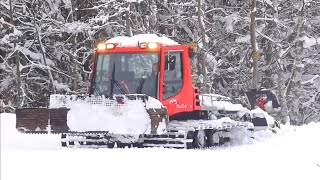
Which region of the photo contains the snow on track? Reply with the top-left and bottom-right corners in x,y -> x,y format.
1,113 -> 320,180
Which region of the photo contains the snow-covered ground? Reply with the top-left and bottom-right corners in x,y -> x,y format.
1,113 -> 320,180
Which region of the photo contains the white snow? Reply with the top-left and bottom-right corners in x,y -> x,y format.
13,28 -> 23,36
200,94 -> 247,111
250,108 -> 276,127
145,96 -> 163,109
156,118 -> 167,134
16,45 -> 55,66
299,36 -> 320,49
264,0 -> 273,6
235,34 -> 251,44
224,13 -> 239,33
49,95 -> 160,133
63,22 -> 88,33
49,94 -> 78,108
61,0 -> 72,9
0,79 -> 11,91
49,95 -> 167,133
302,74 -> 320,85
53,80 -> 71,92
1,113 -> 320,180
106,34 -> 180,47
67,100 -> 150,134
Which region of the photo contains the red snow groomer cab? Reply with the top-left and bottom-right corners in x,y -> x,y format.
87,35 -> 201,119
16,34 -> 280,149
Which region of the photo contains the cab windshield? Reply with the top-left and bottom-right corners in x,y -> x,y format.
92,52 -> 159,98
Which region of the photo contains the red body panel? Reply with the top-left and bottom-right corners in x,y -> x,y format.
88,44 -> 201,117
159,45 -> 201,116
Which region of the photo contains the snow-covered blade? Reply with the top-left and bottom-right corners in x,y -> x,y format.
16,94 -> 168,134
51,95 -> 151,134
50,94 -> 167,134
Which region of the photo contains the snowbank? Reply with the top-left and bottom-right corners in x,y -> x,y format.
0,113 -> 61,151
2,112 -> 320,180
106,34 -> 180,47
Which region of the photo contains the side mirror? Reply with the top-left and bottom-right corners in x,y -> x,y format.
83,60 -> 91,73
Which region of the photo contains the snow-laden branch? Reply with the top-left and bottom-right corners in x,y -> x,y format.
301,75 -> 320,85
255,29 -> 281,47
16,45 -> 54,66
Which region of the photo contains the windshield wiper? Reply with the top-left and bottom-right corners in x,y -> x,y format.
110,62 -> 128,97
136,71 -> 147,94
110,62 -> 116,98
114,80 -> 127,94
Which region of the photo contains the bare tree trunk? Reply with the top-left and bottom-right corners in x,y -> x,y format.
284,1 -> 305,125
289,2 -> 305,125
197,0 -> 209,93
250,0 -> 259,90
273,0 -> 290,124
9,0 -> 22,107
277,53 -> 290,124
148,0 -> 157,33
289,57 -> 303,125
126,4 -> 133,37
70,0 -> 78,91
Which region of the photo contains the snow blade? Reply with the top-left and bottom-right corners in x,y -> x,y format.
15,94 -> 171,149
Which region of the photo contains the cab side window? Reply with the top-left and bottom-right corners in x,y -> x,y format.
164,52 -> 183,99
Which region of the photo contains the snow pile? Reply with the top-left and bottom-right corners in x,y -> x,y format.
145,96 -> 163,109
200,94 -> 248,112
106,34 -> 179,47
50,94 -> 163,134
221,127 -> 256,146
250,108 -> 275,127
156,119 -> 167,134
67,99 -> 151,134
